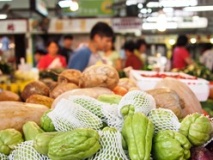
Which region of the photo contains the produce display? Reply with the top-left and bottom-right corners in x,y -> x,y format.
0,64 -> 213,160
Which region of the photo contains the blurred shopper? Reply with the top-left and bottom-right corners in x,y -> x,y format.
135,38 -> 147,68
172,35 -> 193,69
68,22 -> 114,71
124,40 -> 143,70
200,43 -> 213,71
60,35 -> 74,63
37,40 -> 66,70
34,49 -> 46,65
100,38 -> 122,71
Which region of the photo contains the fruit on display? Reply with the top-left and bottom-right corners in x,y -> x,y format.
147,88 -> 184,118
57,69 -> 82,85
21,81 -> 50,101
26,94 -> 54,108
48,128 -> 100,160
40,110 -> 55,132
97,94 -> 122,104
155,77 -> 203,117
79,64 -> 119,89
34,132 -> 59,155
0,129 -> 23,155
152,130 -> 191,160
179,113 -> 213,146
0,101 -> 48,131
122,112 -> 154,160
22,121 -> 44,141
117,78 -> 139,91
50,82 -> 79,98
190,147 -> 213,160
0,91 -> 20,102
112,86 -> 128,96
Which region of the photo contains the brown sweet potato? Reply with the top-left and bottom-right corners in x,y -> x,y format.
0,101 -> 49,131
0,91 -> 20,101
26,94 -> 54,108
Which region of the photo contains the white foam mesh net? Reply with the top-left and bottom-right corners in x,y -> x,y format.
8,141 -> 49,160
89,129 -> 129,160
101,104 -> 123,131
147,108 -> 180,133
118,90 -> 156,117
47,98 -> 103,132
68,95 -> 105,119
0,153 -> 8,160
203,118 -> 213,147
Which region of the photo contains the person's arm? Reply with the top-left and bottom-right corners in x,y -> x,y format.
183,49 -> 194,65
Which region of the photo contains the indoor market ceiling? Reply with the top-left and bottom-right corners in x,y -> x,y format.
0,0 -> 213,34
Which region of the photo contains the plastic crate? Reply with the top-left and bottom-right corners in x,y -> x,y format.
130,70 -> 210,102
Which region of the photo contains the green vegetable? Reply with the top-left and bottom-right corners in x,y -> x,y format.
48,128 -> 100,160
122,112 -> 154,160
0,129 -> 24,155
40,110 -> 55,132
22,121 -> 44,141
152,130 -> 191,160
97,94 -> 122,104
179,113 -> 213,146
120,104 -> 135,118
34,132 -> 59,155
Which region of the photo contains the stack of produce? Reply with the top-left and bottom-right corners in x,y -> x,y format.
0,64 -> 213,160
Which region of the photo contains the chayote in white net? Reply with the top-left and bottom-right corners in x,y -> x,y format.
118,90 -> 156,117
0,153 -> 8,160
68,95 -> 105,119
147,108 -> 180,133
8,141 -> 49,160
68,95 -> 123,131
89,127 -> 129,160
101,104 -> 123,131
47,98 -> 103,132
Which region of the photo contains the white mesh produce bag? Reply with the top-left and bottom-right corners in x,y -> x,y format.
89,128 -> 129,160
68,95 -> 105,119
101,104 -> 123,131
8,141 -> 49,160
68,95 -> 123,131
118,90 -> 156,117
0,153 -> 8,160
48,98 -> 103,131
147,108 -> 180,133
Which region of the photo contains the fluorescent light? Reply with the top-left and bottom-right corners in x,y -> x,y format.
0,14 -> 7,19
184,6 -> 213,12
163,8 -> 174,13
126,0 -> 137,6
137,3 -> 143,9
142,22 -> 177,30
58,0 -> 72,8
147,0 -> 197,8
0,0 -> 12,1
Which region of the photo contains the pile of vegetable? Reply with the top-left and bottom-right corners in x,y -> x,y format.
0,64 -> 213,160
0,89 -> 212,160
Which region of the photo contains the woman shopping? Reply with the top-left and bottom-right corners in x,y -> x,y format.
37,40 -> 67,70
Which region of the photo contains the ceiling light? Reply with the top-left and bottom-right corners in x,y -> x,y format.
0,0 -> 12,1
169,39 -> 176,45
137,3 -> 143,9
126,0 -> 137,6
58,0 -> 72,8
163,8 -> 174,13
147,2 -> 160,8
190,38 -> 197,44
0,14 -> 7,19
183,6 -> 213,12
210,38 -> 213,44
147,0 -> 197,8
70,1 -> 79,11
157,13 -> 167,32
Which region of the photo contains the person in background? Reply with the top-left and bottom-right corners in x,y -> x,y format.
34,49 -> 46,66
100,37 -> 122,71
124,40 -> 143,70
37,40 -> 66,70
60,35 -> 74,63
68,22 -> 114,71
172,35 -> 193,69
200,43 -> 213,71
135,38 -> 147,68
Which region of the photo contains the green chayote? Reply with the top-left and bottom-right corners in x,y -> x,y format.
40,110 -> 55,132
0,129 -> 24,155
48,128 -> 100,160
152,130 -> 191,160
179,113 -> 213,146
97,94 -> 122,104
